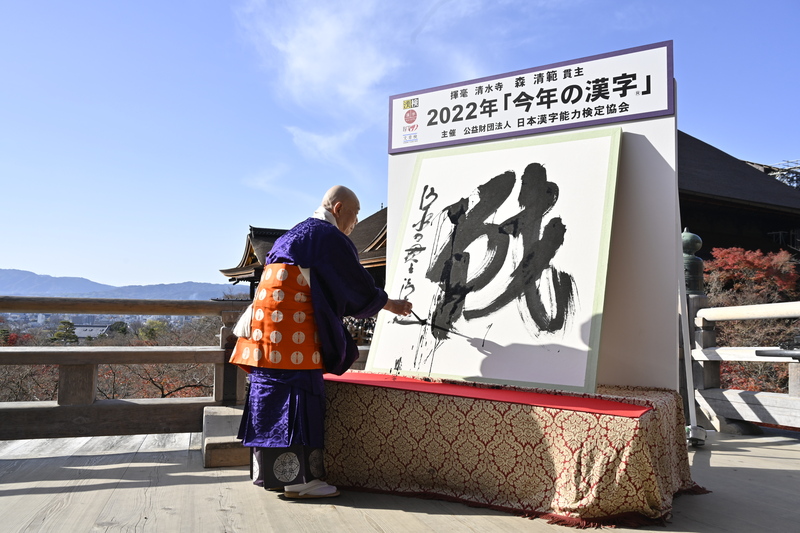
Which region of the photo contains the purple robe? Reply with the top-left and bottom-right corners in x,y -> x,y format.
239,217 -> 388,451
238,368 -> 325,448
266,217 -> 388,375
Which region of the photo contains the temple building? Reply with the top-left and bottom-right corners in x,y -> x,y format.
678,131 -> 800,255
220,209 -> 388,298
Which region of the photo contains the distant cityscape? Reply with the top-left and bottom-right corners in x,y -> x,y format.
1,311 -> 204,342
0,268 -> 249,342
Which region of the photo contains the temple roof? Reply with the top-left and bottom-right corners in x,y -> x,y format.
220,211 -> 388,283
678,131 -> 800,214
219,226 -> 286,282
347,207 -> 387,268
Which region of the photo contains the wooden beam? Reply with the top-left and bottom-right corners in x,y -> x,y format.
0,295 -> 248,316
692,346 -> 790,363
697,388 -> 800,428
0,346 -> 227,365
0,398 -> 216,439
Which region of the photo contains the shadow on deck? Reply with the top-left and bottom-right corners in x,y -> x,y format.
0,429 -> 799,532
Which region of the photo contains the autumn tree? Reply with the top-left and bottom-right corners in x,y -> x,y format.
0,364 -> 59,401
0,315 -> 221,401
1,329 -> 33,347
704,247 -> 798,392
90,316 -> 219,399
0,317 -> 58,401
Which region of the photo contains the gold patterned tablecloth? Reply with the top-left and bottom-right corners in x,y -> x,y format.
324,376 -> 700,526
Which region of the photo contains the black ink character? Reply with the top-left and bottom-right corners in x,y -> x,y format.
426,163 -> 576,340
425,170 -> 516,340
403,185 -> 439,274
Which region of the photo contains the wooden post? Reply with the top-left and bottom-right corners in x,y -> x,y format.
687,294 -> 713,388
694,313 -> 721,389
217,311 -> 243,405
681,230 -> 715,423
681,230 -> 720,389
789,363 -> 800,397
58,364 -> 97,405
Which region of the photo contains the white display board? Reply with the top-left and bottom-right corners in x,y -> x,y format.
373,42 -> 679,392
368,128 -> 620,391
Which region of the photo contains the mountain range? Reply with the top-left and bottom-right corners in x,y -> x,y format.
0,269 -> 248,300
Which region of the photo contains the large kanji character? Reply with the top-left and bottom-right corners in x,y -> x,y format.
464,163 -> 575,333
425,171 -> 516,340
425,163 -> 575,339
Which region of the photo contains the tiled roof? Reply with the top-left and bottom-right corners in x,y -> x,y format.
220,211 -> 389,282
678,131 -> 800,214
219,226 -> 286,281
347,207 -> 387,267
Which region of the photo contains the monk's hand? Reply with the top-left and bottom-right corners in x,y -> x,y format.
384,299 -> 413,316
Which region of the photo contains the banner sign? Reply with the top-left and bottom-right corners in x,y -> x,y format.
388,41 -> 673,154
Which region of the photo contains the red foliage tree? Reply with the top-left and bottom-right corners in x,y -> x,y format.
703,247 -> 797,392
704,247 -> 798,304
1,332 -> 34,346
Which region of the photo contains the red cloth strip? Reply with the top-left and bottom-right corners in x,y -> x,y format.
325,372 -> 651,418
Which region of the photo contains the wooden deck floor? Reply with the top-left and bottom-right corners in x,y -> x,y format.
1,429 -> 799,532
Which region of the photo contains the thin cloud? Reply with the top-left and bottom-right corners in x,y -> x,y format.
233,0 -> 592,177
236,0 -> 401,118
242,163 -> 289,191
285,126 -> 369,183
235,0 -> 587,113
242,163 -> 317,204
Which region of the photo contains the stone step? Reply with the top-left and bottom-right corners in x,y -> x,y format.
200,356 -> 371,468
202,405 -> 248,468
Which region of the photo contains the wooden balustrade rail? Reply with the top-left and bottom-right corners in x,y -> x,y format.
687,295 -> 800,430
0,295 -> 247,315
695,301 -> 800,324
0,345 -> 226,365
0,296 -> 249,440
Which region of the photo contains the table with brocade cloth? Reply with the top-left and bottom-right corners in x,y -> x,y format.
323,372 -> 705,528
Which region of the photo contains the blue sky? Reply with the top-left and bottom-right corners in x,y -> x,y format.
2,0 -> 798,286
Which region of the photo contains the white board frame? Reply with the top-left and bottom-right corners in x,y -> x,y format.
369,127 -> 621,392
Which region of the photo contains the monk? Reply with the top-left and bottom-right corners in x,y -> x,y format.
230,185 -> 412,498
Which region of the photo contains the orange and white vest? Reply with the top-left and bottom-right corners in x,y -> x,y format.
229,264 -> 323,372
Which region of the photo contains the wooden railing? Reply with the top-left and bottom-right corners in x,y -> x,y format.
0,296 -> 249,440
690,297 -> 800,430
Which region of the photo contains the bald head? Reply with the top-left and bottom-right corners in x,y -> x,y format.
322,185 -> 358,210
322,185 -> 360,235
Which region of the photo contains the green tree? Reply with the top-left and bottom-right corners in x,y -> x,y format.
107,321 -> 129,336
50,320 -> 79,345
138,319 -> 170,342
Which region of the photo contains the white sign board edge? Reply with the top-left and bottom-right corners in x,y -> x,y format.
594,116 -> 679,390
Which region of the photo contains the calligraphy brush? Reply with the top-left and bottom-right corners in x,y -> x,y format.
408,309 -> 470,339
409,309 -> 428,325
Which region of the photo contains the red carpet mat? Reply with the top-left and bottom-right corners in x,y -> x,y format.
325,372 -> 651,418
